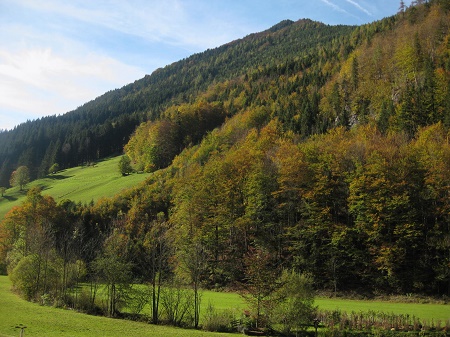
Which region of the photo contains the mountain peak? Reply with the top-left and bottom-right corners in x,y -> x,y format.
268,19 -> 295,32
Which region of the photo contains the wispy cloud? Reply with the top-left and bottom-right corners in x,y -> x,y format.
0,47 -> 143,124
319,0 -> 351,15
0,0 -> 254,129
13,0 -> 247,52
344,0 -> 373,16
319,0 -> 363,22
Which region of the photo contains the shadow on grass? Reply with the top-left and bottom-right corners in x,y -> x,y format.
2,195 -> 18,201
48,174 -> 72,180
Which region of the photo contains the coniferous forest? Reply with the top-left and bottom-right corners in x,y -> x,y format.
1,0 -> 450,330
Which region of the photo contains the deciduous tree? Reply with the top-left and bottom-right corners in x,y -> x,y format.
92,225 -> 133,317
272,270 -> 316,335
118,155 -> 133,176
241,246 -> 280,329
10,166 -> 30,191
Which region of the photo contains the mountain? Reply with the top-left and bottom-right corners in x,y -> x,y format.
1,0 -> 450,296
0,18 -> 358,186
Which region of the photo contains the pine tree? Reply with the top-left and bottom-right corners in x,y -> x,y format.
399,0 -> 406,13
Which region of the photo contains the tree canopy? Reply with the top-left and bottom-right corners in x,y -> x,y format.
9,166 -> 30,191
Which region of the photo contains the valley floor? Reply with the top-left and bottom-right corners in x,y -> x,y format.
0,275 -> 448,337
0,276 -> 228,337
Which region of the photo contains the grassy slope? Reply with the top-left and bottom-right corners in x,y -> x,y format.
0,156 -> 151,220
0,276 -> 229,337
71,286 -> 450,324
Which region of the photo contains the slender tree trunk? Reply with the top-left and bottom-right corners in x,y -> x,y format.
35,257 -> 42,299
194,279 -> 199,328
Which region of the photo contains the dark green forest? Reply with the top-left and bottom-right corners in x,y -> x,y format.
0,18 -> 357,186
1,0 -> 450,324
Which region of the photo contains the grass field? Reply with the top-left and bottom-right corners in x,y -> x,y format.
0,156 -> 151,220
202,291 -> 449,322
82,285 -> 450,324
315,297 -> 450,323
0,276 -> 229,337
1,276 -> 449,337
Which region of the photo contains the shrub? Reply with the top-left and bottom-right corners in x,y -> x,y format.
10,254 -> 42,300
272,270 -> 316,334
160,284 -> 194,327
127,286 -> 150,315
202,303 -> 237,332
71,288 -> 102,315
317,309 -> 450,335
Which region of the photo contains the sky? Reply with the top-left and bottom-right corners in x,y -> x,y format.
0,0 -> 413,131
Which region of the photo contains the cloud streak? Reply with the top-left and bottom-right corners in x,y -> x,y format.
14,0 -> 247,52
319,0 -> 351,15
344,0 -> 373,16
319,0 -> 373,21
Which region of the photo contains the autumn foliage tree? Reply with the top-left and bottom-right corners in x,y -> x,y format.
1,188 -> 80,300
10,166 -> 30,191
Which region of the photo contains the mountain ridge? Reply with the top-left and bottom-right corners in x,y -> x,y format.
0,16 -> 358,186
0,1 -> 448,187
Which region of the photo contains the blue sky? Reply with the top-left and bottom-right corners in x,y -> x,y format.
0,0 -> 412,130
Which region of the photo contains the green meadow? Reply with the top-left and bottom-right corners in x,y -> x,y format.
0,276 -> 450,337
79,285 -> 450,323
314,297 -> 450,323
201,291 -> 450,323
0,276 -> 228,337
0,156 -> 151,220
0,276 -> 449,337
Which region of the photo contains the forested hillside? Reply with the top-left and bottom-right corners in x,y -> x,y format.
1,0 -> 450,320
0,18 -> 357,187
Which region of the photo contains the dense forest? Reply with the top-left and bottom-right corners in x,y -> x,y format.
1,0 -> 450,328
0,18 -> 357,186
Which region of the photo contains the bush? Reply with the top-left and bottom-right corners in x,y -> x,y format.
71,288 -> 102,315
316,309 -> 450,336
160,284 -> 194,327
127,286 -> 150,315
272,270 -> 316,334
202,303 -> 238,332
0,262 -> 7,275
10,255 -> 41,300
